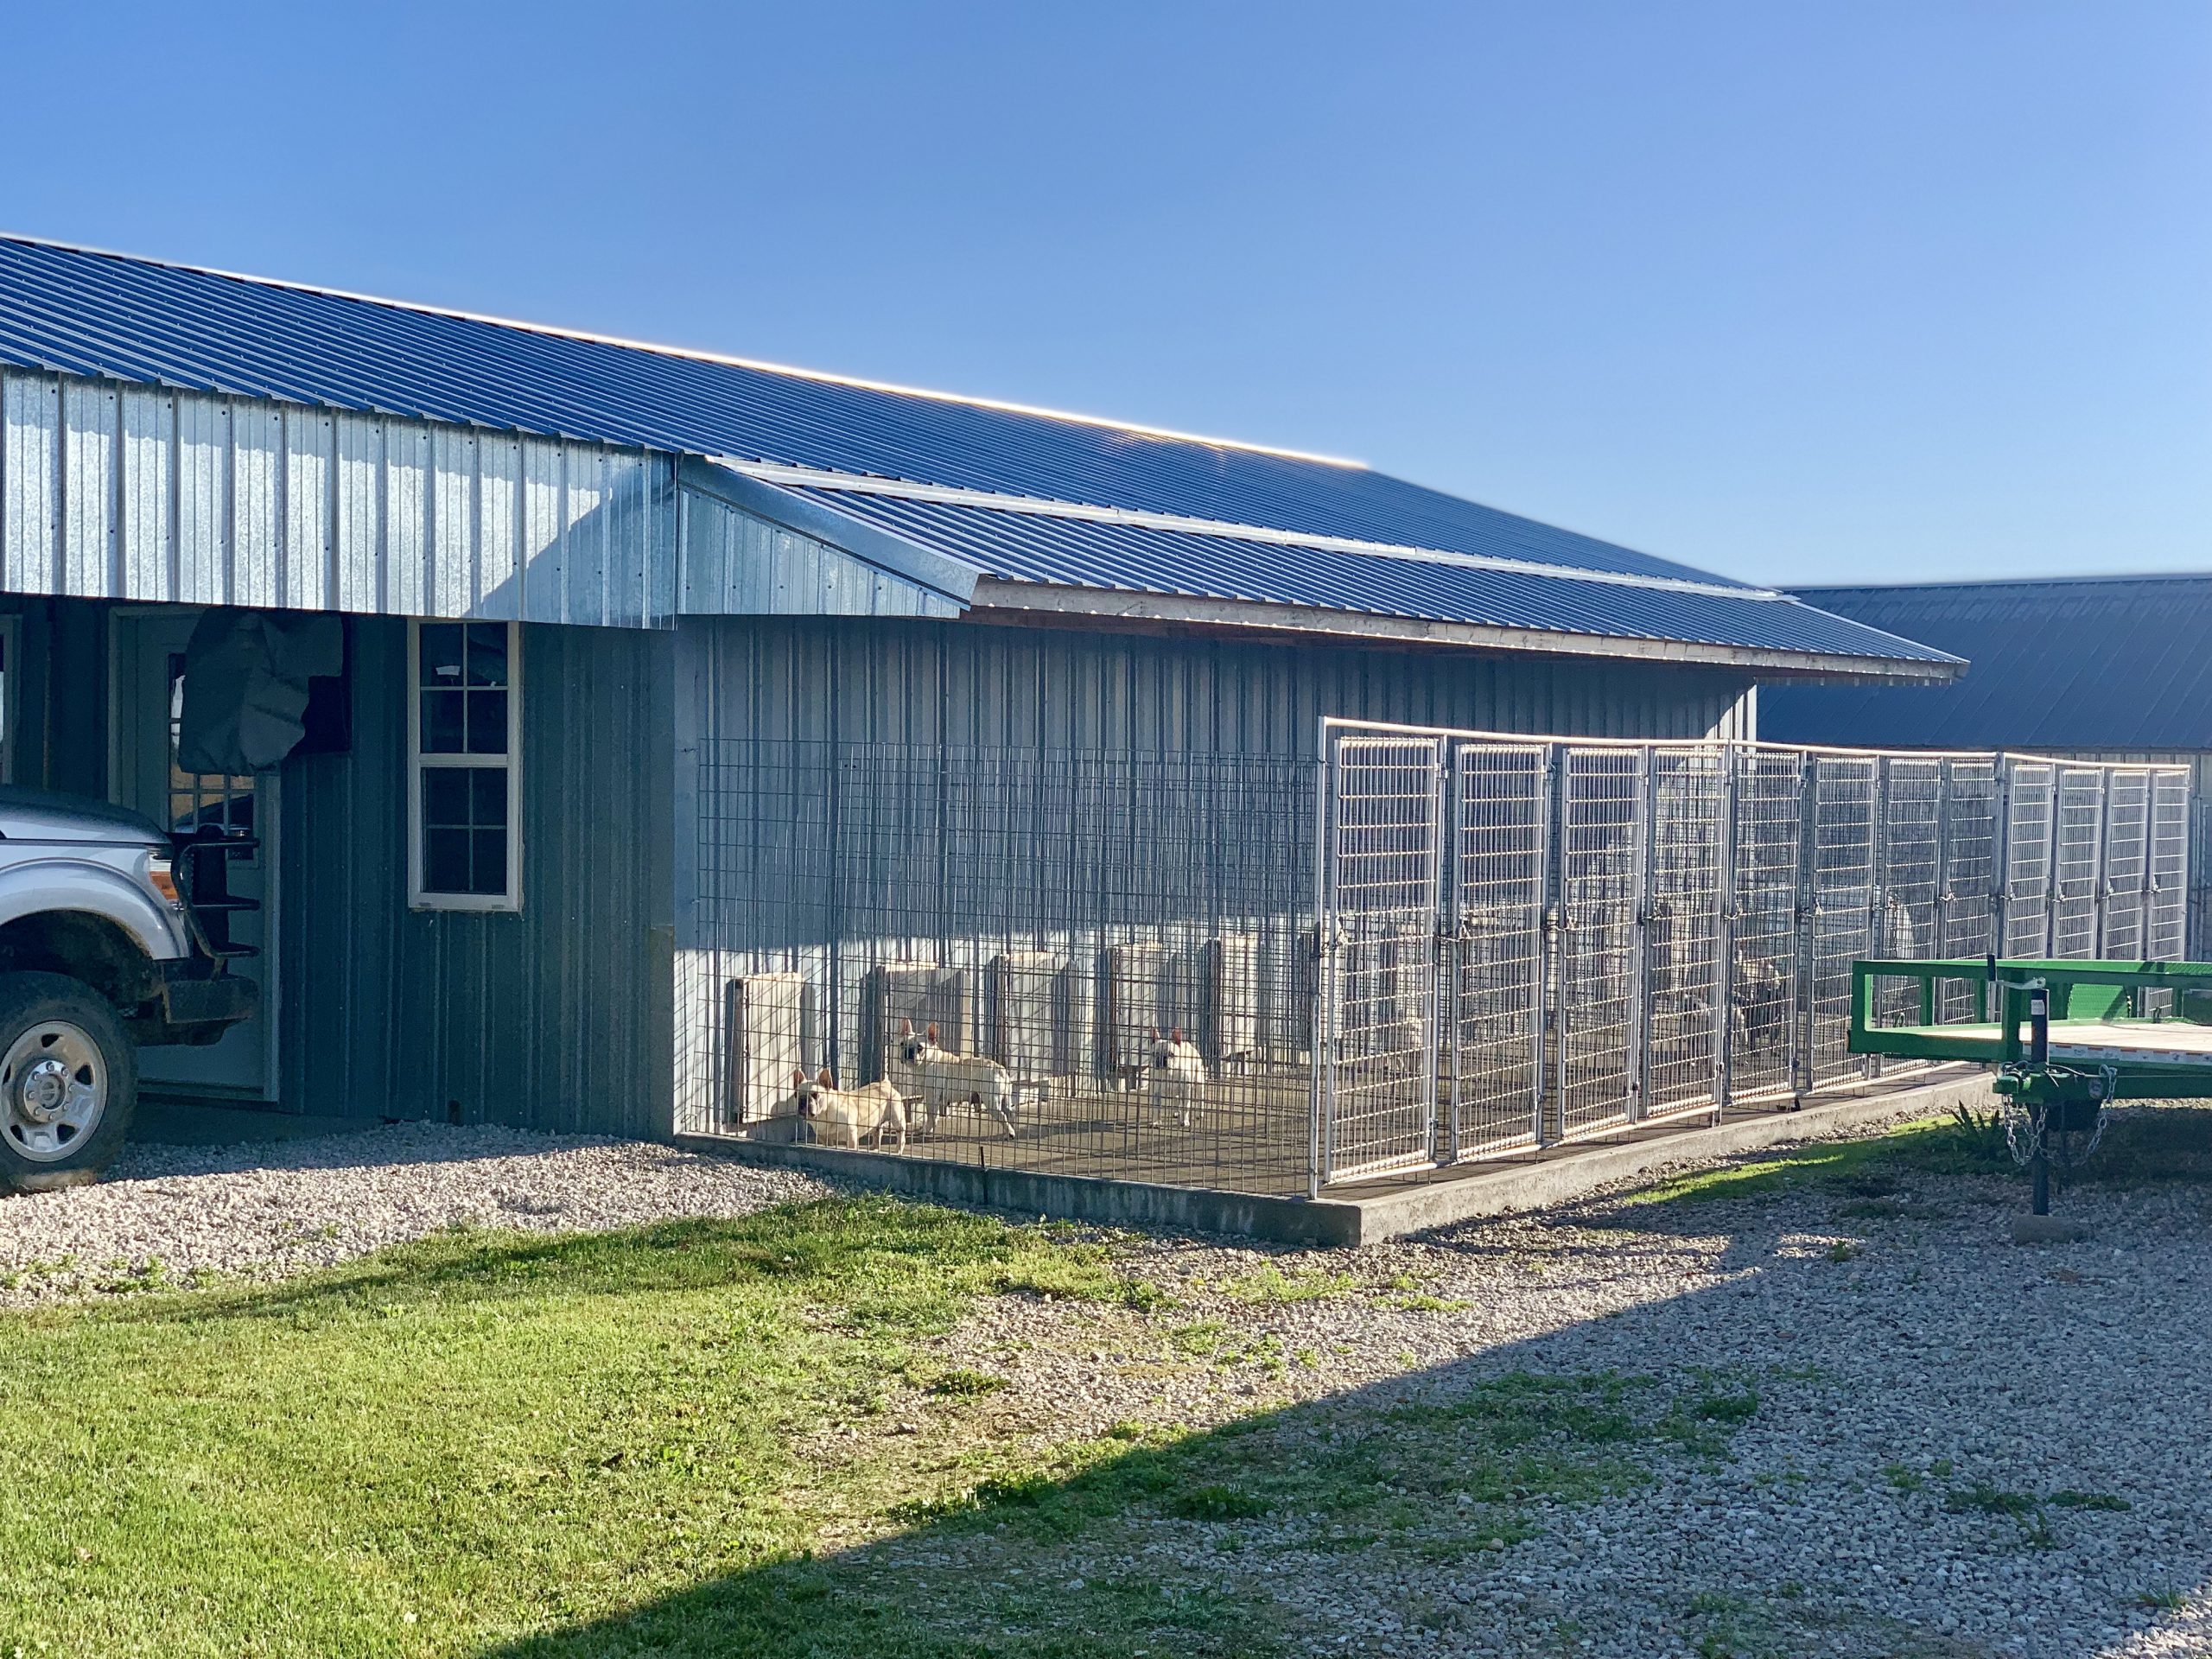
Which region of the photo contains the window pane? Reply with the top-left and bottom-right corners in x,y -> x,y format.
423,827 -> 470,893
423,767 -> 471,827
465,623 -> 508,688
470,766 -> 508,824
421,690 -> 466,754
419,624 -> 465,688
465,690 -> 508,756
470,830 -> 507,894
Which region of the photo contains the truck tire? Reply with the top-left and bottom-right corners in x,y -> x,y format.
0,972 -> 137,1195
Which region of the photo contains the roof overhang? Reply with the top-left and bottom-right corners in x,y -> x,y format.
964,579 -> 1967,682
680,458 -> 982,607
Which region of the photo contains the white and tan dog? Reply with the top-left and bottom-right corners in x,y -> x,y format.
788,1067 -> 908,1150
1147,1027 -> 1206,1128
896,1020 -> 1017,1139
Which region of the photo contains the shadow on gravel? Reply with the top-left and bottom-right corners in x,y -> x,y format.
461,1110 -> 2212,1659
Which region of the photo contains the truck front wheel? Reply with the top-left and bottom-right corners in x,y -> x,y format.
0,972 -> 137,1195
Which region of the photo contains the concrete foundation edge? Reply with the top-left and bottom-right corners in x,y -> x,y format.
674,1071 -> 1995,1248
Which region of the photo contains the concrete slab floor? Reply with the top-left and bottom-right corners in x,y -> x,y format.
679,1066 -> 1998,1247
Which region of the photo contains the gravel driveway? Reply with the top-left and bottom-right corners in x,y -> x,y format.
885,1143 -> 2212,1658
3,1116 -> 2206,1656
0,1122 -> 830,1300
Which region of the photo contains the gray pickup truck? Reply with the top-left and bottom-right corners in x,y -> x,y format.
0,788 -> 257,1193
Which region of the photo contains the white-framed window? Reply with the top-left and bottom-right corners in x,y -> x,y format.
408,620 -> 522,912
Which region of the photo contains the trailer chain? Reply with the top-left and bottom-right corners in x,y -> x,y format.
1998,1062 -> 2117,1171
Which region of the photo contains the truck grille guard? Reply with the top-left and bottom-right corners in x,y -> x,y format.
171,825 -> 260,962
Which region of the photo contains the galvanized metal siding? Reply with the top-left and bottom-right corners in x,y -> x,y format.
0,367 -> 678,626
677,486 -> 961,619
675,615 -> 1754,760
278,618 -> 674,1133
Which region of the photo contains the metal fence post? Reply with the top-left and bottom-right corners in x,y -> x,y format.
1790,752 -> 1819,1104
1540,742 -> 1567,1147
1628,745 -> 1657,1122
2041,770 -> 2063,959
1932,758 -> 1955,963
1308,724 -> 1332,1198
1713,743 -> 1741,1118
2095,771 -> 2125,959
1866,755 -> 1891,1078
1431,746 -> 1454,1168
1990,757 -> 2014,1011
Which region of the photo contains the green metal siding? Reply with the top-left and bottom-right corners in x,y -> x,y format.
276,618 -> 674,1133
675,615 -> 1756,754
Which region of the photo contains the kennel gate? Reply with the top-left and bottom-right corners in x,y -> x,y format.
1314,722 -> 2193,1187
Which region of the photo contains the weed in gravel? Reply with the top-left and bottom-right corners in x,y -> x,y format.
1389,1293 -> 1471,1313
2137,1589 -> 2188,1611
1688,1591 -> 1749,1616
1167,1484 -> 1270,1521
1171,1319 -> 1230,1356
1223,1264 -> 1357,1305
1691,1389 -> 1760,1425
1836,1198 -> 1908,1219
927,1368 -> 1007,1398
2048,1489 -> 2132,1511
992,1251 -> 1166,1310
1823,1241 -> 1860,1262
1944,1483 -> 2039,1517
1883,1463 -> 1925,1492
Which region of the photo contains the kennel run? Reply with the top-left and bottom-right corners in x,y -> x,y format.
672,720 -> 2188,1198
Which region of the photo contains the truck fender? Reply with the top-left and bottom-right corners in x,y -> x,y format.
0,858 -> 188,960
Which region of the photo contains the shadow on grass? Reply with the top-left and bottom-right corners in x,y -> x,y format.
461,1109 -> 2212,1658
12,1109 -> 2209,1659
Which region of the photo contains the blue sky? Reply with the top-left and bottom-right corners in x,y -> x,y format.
6,1 -> 2206,586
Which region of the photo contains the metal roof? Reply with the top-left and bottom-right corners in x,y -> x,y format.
764,480 -> 1958,668
1761,575 -> 2212,749
0,233 -> 1956,671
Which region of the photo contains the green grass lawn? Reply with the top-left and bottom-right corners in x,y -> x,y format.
0,1195 -> 1759,1659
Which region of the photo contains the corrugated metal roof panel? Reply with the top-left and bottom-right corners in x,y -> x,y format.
1761,575 -> 2212,749
0,237 -> 1739,588
772,485 -> 1963,665
0,236 -> 1960,669
0,238 -> 1786,588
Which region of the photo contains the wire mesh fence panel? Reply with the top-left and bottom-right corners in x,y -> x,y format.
679,723 -> 2190,1202
2097,769 -> 2152,961
2001,760 -> 2056,958
1936,758 -> 1999,1020
2151,766 -> 2190,962
1727,747 -> 1803,1103
679,740 -> 1317,1195
1867,757 -> 1944,1035
1808,755 -> 1877,1084
2051,766 -> 2107,960
1641,747 -> 1726,1122
1320,734 -> 1443,1182
1446,742 -> 1548,1160
1557,747 -> 1644,1141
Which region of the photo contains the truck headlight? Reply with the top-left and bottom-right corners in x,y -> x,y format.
147,855 -> 181,906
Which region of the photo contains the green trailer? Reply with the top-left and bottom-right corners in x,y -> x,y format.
1850,956 -> 2212,1213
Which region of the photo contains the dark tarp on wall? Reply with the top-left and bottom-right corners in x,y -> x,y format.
177,610 -> 345,776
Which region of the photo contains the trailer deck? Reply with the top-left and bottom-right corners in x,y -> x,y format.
1852,956 -> 2212,1211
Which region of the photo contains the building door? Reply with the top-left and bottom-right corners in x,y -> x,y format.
111,609 -> 276,1099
